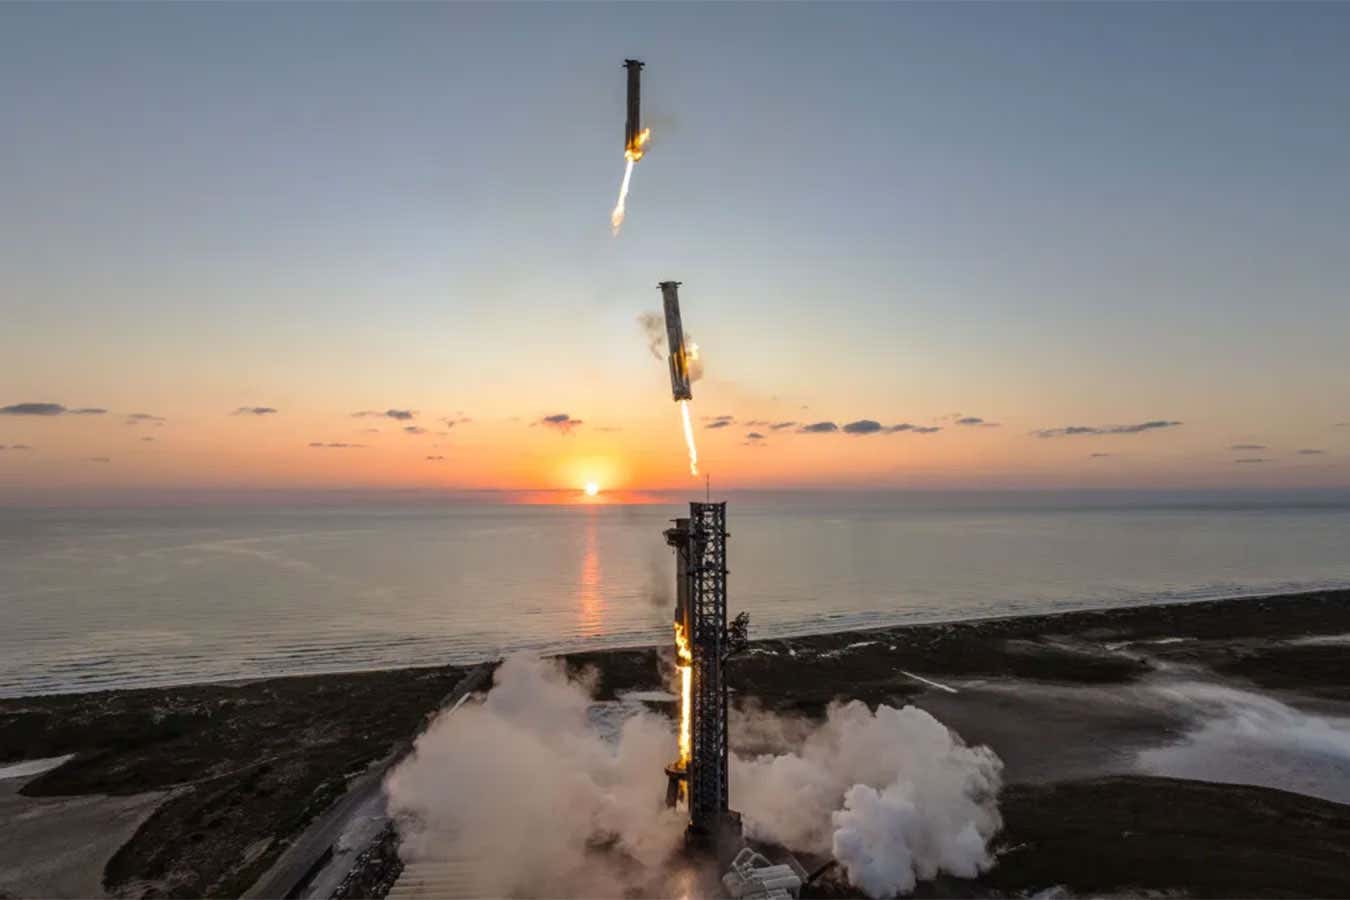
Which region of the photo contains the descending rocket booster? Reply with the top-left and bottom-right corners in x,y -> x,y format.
660,281 -> 693,402
623,59 -> 646,160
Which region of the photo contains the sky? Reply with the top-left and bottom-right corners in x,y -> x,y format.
3,2 -> 1349,502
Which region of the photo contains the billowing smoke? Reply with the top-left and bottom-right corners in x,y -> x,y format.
732,700 -> 1003,898
637,312 -> 704,382
1136,681 -> 1350,805
385,654 -> 686,897
387,657 -> 1002,899
638,312 -> 664,360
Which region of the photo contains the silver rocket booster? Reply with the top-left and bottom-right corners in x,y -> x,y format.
666,516 -> 693,645
623,59 -> 644,157
659,281 -> 693,402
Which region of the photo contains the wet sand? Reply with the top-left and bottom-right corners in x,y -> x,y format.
2,589 -> 1349,898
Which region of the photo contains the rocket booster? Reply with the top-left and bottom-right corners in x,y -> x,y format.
659,281 -> 693,402
665,516 -> 694,664
623,59 -> 645,158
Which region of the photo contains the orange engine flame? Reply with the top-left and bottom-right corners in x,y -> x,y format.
679,400 -> 698,477
611,130 -> 651,236
674,622 -> 692,767
625,127 -> 651,162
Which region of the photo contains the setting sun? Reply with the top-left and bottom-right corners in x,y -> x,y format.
584,481 -> 600,497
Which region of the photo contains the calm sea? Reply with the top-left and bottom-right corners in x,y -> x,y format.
3,491 -> 1349,697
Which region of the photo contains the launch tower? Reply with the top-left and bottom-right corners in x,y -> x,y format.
665,501 -> 748,850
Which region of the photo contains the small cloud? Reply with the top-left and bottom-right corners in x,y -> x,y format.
799,421 -> 839,434
441,416 -> 471,428
233,406 -> 277,416
888,423 -> 940,434
745,432 -> 766,441
769,421 -> 797,431
69,408 -> 107,415
141,436 -> 155,443
842,420 -> 883,435
536,413 -> 583,434
1297,449 -> 1325,455
744,420 -> 770,427
1,402 -> 66,416
308,442 -> 366,449
1230,444 -> 1266,451
353,409 -> 415,421
1032,420 -> 1182,438
125,413 -> 166,426
1234,458 -> 1270,464
403,426 -> 428,435
705,415 -> 735,430
1088,452 -> 1113,458
426,455 -> 446,461
86,456 -> 111,463
955,416 -> 999,427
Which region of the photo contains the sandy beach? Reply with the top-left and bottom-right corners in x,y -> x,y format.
3,589 -> 1349,898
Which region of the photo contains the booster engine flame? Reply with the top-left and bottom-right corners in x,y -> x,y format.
610,129 -> 650,236
626,127 -> 651,163
679,399 -> 699,476
674,622 -> 692,767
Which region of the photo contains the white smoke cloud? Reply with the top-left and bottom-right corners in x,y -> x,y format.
732,700 -> 1003,898
1136,681 -> 1350,805
385,654 -> 686,897
387,658 -> 1002,899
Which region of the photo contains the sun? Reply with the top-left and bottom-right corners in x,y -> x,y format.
584,481 -> 600,497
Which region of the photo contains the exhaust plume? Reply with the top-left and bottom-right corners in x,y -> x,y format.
732,700 -> 1003,898
1136,681 -> 1350,805
386,654 -> 685,897
680,399 -> 699,476
610,129 -> 650,236
387,657 -> 1000,899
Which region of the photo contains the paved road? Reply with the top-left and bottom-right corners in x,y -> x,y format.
244,664 -> 493,900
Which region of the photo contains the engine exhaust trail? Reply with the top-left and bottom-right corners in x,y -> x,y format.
611,157 -> 635,236
610,130 -> 649,236
680,399 -> 699,476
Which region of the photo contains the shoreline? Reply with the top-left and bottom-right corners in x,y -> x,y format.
3,587 -> 1349,898
9,584 -> 1350,702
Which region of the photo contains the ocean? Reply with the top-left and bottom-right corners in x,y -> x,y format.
3,490 -> 1349,697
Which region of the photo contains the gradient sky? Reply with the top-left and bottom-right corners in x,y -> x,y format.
3,2 -> 1349,501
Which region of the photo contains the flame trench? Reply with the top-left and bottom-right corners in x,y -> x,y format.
610,129 -> 650,236
679,399 -> 699,476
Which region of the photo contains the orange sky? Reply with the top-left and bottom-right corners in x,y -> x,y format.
4,4 -> 1350,502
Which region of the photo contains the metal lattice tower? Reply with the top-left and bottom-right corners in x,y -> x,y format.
686,501 -> 730,837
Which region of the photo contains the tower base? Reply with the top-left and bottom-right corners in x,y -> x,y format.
686,809 -> 745,867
